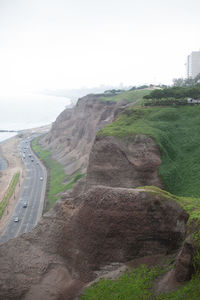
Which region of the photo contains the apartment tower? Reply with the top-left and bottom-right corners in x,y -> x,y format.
187,50 -> 200,78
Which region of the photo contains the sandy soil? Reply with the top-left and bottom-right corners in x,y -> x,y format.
0,136 -> 26,235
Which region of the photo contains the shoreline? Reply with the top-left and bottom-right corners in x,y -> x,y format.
0,133 -> 18,146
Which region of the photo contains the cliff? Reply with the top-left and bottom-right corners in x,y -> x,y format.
0,94 -> 198,299
40,94 -> 130,175
0,187 -> 188,300
0,131 -> 189,299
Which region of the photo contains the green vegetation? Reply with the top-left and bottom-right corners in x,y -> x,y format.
144,85 -> 200,100
140,186 -> 200,222
143,85 -> 200,106
139,187 -> 200,298
156,274 -> 200,299
94,102 -> 200,299
0,172 -> 19,219
32,138 -> 84,210
99,89 -> 151,103
143,97 -> 188,106
81,261 -> 200,299
173,73 -> 200,87
80,185 -> 200,299
98,105 -> 200,198
81,265 -> 163,300
81,264 -> 200,299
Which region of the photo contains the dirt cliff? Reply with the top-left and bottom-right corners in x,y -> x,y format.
86,134 -> 162,190
0,186 -> 188,300
40,94 -> 130,174
0,96 -> 191,299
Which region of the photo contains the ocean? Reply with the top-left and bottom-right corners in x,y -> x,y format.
0,132 -> 17,144
0,92 -> 71,143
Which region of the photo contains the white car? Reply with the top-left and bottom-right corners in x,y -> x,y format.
40,177 -> 43,181
14,217 -> 19,222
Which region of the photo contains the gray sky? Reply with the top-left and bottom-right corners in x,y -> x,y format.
0,0 -> 200,96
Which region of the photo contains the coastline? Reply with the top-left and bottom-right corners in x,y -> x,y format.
0,132 -> 17,146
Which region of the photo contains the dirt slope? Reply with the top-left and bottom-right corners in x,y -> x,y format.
86,134 -> 162,190
40,94 -> 130,174
0,186 -> 188,300
0,95 -> 191,299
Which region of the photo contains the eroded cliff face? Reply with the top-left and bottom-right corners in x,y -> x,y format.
0,97 -> 191,299
0,186 -> 188,300
86,134 -> 162,190
40,94 -> 129,174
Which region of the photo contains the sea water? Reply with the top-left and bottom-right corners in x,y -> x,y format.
0,92 -> 71,143
0,132 -> 17,144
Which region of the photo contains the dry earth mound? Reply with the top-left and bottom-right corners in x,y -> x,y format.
0,186 -> 188,300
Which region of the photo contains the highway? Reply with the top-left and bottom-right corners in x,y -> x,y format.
0,136 -> 46,244
0,156 -> 8,171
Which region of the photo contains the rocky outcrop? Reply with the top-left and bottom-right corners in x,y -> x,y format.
40,94 -> 130,174
154,237 -> 195,295
65,133 -> 163,199
0,94 -> 192,299
86,134 -> 162,190
0,186 -> 188,299
174,236 -> 194,282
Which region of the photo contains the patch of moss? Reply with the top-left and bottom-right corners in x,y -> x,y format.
140,186 -> 200,223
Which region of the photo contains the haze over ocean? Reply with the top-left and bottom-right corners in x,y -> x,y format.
0,92 -> 70,143
0,93 -> 70,130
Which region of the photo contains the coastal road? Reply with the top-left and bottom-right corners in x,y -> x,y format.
0,136 -> 46,244
0,156 -> 8,171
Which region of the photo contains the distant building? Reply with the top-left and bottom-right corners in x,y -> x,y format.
187,98 -> 200,104
187,51 -> 200,78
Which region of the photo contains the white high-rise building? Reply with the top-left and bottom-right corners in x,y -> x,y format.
187,51 -> 200,78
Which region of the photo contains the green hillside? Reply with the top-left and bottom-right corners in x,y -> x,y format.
99,89 -> 151,103
98,105 -> 200,198
83,103 -> 200,299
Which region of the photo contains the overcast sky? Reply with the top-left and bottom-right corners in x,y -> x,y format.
0,0 -> 200,96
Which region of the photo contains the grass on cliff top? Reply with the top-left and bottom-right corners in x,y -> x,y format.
140,186 -> 200,223
83,104 -> 200,299
99,89 -> 151,103
31,137 -> 84,211
98,105 -> 200,198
